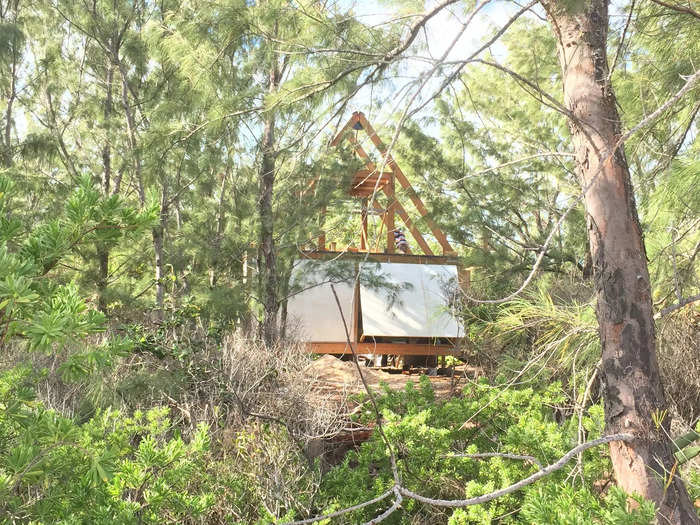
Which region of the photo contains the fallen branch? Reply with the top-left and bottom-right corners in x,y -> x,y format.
399,434 -> 632,508
282,434 -> 632,523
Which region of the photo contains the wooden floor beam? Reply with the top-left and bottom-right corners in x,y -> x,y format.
309,342 -> 460,356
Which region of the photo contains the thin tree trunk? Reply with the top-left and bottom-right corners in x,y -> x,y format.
1,53 -> 16,167
259,64 -> 281,347
543,1 -> 697,522
209,170 -> 228,287
97,60 -> 114,312
153,186 -> 168,319
118,62 -> 145,206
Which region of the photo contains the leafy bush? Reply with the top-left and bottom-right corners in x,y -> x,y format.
314,377 -> 656,524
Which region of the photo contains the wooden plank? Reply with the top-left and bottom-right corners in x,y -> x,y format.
360,199 -> 368,251
356,113 -> 455,255
386,193 -> 434,256
351,277 -> 360,343
353,169 -> 392,181
385,177 -> 395,253
309,342 -> 460,356
457,266 -> 471,293
299,249 -> 459,266
330,112 -> 361,146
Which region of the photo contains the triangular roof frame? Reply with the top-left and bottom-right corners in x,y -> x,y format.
331,111 -> 455,256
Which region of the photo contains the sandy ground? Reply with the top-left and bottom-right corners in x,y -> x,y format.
306,354 -> 477,400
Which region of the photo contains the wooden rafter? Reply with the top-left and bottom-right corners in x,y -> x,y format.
356,113 -> 456,255
332,111 -> 454,256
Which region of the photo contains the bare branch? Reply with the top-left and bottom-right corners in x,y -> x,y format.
607,0 -> 637,83
647,0 -> 700,19
654,293 -> 700,319
407,0 -> 539,119
443,451 -> 544,469
398,434 -> 633,507
283,488 -> 394,525
286,434 -> 633,523
618,69 -> 700,147
329,284 -> 402,483
383,0 -> 462,64
364,487 -> 403,525
453,152 -> 575,182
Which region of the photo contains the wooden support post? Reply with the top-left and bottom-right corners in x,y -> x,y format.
386,177 -> 395,253
318,206 -> 326,250
351,274 -> 360,343
360,198 -> 368,251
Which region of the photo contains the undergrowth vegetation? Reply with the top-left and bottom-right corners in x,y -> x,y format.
316,378 -> 659,524
0,175 -> 697,523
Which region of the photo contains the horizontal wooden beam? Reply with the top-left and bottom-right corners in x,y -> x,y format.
309,342 -> 461,356
300,249 -> 460,265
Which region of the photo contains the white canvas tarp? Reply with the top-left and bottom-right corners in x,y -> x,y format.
360,262 -> 461,338
285,259 -> 355,342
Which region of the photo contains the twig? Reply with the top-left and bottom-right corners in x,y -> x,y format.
607,0 -> 636,84
282,488 -> 395,525
442,452 -> 543,469
647,0 -> 700,19
330,284 -> 402,484
654,293 -> 700,319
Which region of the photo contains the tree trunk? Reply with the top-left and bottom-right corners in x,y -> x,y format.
97,60 -> 114,312
209,170 -> 228,287
259,64 -> 281,347
153,186 -> 168,319
543,1 -> 698,522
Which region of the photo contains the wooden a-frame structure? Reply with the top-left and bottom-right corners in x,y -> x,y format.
295,111 -> 469,357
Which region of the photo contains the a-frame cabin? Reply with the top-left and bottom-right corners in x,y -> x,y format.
287,112 -> 469,358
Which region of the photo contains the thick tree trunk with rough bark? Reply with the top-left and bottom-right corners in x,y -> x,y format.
542,1 -> 697,522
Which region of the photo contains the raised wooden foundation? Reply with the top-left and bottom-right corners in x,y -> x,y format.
310,342 -> 460,356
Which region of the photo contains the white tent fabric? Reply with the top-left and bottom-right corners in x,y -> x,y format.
285,260 -> 355,342
360,263 -> 461,338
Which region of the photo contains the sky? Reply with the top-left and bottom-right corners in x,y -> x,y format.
337,0 -> 528,141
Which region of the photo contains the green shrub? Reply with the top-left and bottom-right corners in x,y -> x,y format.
314,377 -> 656,524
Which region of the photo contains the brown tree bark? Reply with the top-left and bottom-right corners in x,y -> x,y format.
542,1 -> 698,522
258,52 -> 283,347
259,102 -> 278,346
